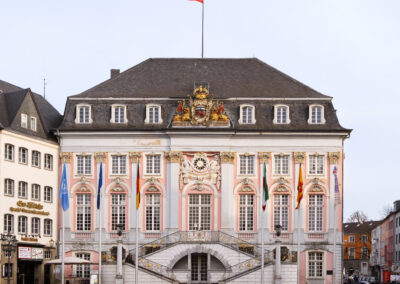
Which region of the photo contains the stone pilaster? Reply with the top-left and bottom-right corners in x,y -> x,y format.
328,152 -> 341,165
165,151 -> 181,232
220,152 -> 236,232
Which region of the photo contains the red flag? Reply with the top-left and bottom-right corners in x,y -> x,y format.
295,164 -> 303,209
189,0 -> 203,3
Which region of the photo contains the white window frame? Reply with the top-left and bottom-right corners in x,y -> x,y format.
44,186 -> 53,202
238,104 -> 256,124
349,247 -> 355,259
238,153 -> 256,176
307,251 -> 325,279
362,234 -> 368,243
4,214 -> 14,233
31,217 -> 40,235
144,153 -> 162,176
272,154 -> 291,177
18,181 -> 28,199
32,150 -> 41,168
238,194 -> 254,232
75,104 -> 92,124
76,194 -> 92,232
274,194 -> 289,232
19,147 -> 28,164
349,235 -> 355,243
32,184 -> 41,201
110,104 -> 128,124
307,153 -> 326,177
188,194 -> 212,231
111,194 -> 126,232
145,194 -> 161,232
145,104 -> 163,124
308,194 -> 324,232
30,116 -> 37,131
110,154 -> 128,176
44,219 -> 52,236
21,113 -> 28,128
44,154 -> 53,170
75,154 -> 93,176
18,216 -> 27,234
273,105 -> 290,124
75,253 -> 91,278
4,179 -> 14,196
308,104 -> 326,124
4,144 -> 14,161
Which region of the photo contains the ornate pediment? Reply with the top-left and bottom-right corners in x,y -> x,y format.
172,85 -> 230,127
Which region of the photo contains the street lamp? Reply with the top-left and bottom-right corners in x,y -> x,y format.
1,231 -> 17,284
274,224 -> 282,284
116,224 -> 124,284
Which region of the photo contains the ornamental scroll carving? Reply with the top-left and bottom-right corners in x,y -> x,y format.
220,152 -> 235,164
165,151 -> 181,163
258,152 -> 271,164
95,152 -> 106,163
129,152 -> 142,163
60,152 -> 72,164
180,153 -> 221,190
294,152 -> 306,164
328,152 -> 341,164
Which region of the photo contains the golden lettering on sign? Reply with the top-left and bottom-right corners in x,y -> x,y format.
17,201 -> 43,209
21,237 -> 38,242
10,201 -> 50,216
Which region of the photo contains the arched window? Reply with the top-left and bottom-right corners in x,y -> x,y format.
239,194 -> 254,231
145,194 -> 161,231
274,194 -> 289,231
4,144 -> 14,161
239,105 -> 256,124
274,105 -> 290,124
308,105 -> 325,124
188,194 -> 211,231
76,194 -> 91,231
111,194 -> 126,231
308,194 -> 324,232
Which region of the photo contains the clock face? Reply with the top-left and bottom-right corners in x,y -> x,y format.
193,157 -> 208,171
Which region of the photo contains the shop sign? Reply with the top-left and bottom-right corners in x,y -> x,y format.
10,201 -> 50,216
18,247 -> 31,259
31,248 -> 43,260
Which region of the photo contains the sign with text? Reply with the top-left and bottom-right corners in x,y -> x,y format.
18,247 -> 31,259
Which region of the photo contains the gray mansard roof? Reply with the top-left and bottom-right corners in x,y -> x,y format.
59,58 -> 350,133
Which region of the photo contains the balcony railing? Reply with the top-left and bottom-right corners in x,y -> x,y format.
305,232 -> 328,242
71,232 -> 94,239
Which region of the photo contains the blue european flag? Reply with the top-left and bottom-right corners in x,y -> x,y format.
97,162 -> 103,210
59,163 -> 69,211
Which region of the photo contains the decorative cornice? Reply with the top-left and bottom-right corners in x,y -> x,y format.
294,152 -> 306,164
220,152 -> 235,164
165,151 -> 181,163
129,152 -> 142,163
258,152 -> 271,164
328,152 -> 341,165
95,152 -> 106,163
60,152 -> 72,164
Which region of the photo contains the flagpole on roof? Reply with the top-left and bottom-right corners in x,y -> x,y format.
202,0 -> 205,58
97,162 -> 103,284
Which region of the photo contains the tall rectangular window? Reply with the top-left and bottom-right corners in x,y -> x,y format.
77,155 -> 92,175
149,106 -> 160,124
32,184 -> 40,201
32,151 -> 41,167
308,252 -> 323,277
274,155 -> 289,175
19,148 -> 28,164
111,194 -> 126,231
189,194 -> 211,231
21,114 -> 28,128
114,106 -> 125,123
4,214 -> 14,233
349,247 -> 355,259
308,195 -> 323,232
31,217 -> 40,235
309,155 -> 324,175
78,106 -> 90,123
146,194 -> 161,231
44,219 -> 52,236
112,155 -> 126,175
362,247 -> 369,259
239,155 -> 254,175
239,194 -> 254,231
75,253 -> 90,278
18,181 -> 28,198
44,186 -> 53,202
18,216 -> 27,234
4,144 -> 14,161
241,106 -> 254,124
44,154 -> 53,170
76,194 -> 91,231
30,117 -> 37,131
145,155 -> 161,175
311,106 -> 323,124
276,106 -> 289,124
4,179 -> 14,196
274,195 -> 289,231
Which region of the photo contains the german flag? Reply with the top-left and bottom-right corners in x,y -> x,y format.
295,164 -> 303,209
136,164 -> 140,210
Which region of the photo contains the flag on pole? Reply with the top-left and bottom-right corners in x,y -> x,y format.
97,162 -> 103,210
262,162 -> 269,211
136,164 -> 141,210
188,0 -> 203,3
295,164 -> 303,209
59,163 -> 69,211
333,166 -> 340,205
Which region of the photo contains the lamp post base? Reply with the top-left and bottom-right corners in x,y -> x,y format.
274,275 -> 282,284
116,274 -> 124,284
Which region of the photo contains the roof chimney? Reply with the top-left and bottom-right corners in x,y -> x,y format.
110,69 -> 120,79
394,200 -> 400,212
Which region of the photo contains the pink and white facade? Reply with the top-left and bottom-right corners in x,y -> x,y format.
57,58 -> 350,284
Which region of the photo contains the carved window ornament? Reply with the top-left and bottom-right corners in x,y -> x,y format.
129,152 -> 142,163
111,186 -> 124,193
238,186 -> 254,193
328,152 -> 341,165
310,185 -> 323,192
294,152 -> 305,164
258,152 -> 271,164
220,152 -> 235,164
146,186 -> 160,193
80,177 -> 87,184
60,152 -> 72,164
275,185 -> 289,193
77,186 -> 90,193
114,177 -> 121,184
95,152 -> 106,163
165,151 -> 181,163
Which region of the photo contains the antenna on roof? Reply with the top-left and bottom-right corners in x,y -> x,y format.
43,78 -> 47,100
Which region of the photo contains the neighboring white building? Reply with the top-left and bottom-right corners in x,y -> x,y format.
57,58 -> 351,284
0,81 -> 61,284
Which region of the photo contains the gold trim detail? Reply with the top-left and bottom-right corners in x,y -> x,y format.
294,152 -> 306,164
328,152 -> 341,164
95,152 -> 106,163
60,152 -> 72,164
129,152 -> 142,163
220,152 -> 235,164
258,152 -> 271,164
165,151 -> 181,163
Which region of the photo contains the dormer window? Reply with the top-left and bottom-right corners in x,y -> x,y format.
239,105 -> 256,124
111,105 -> 127,124
145,105 -> 162,124
75,104 -> 92,124
274,105 -> 290,124
308,105 -> 325,124
30,117 -> 37,131
21,114 -> 28,128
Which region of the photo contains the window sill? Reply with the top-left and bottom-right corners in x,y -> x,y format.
18,196 -> 28,199
32,165 -> 41,169
4,194 -> 14,197
18,162 -> 28,166
44,167 -> 53,171
44,200 -> 53,203
5,159 -> 14,162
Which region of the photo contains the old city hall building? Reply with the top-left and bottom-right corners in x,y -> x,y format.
57,58 -> 350,284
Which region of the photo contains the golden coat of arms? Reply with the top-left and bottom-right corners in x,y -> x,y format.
172,86 -> 230,126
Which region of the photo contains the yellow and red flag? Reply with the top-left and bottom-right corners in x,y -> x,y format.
136,164 -> 140,210
295,164 -> 303,209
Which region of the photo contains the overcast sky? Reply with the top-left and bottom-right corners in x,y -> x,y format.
1,0 -> 399,220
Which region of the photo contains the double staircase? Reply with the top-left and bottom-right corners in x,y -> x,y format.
125,231 -> 272,283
